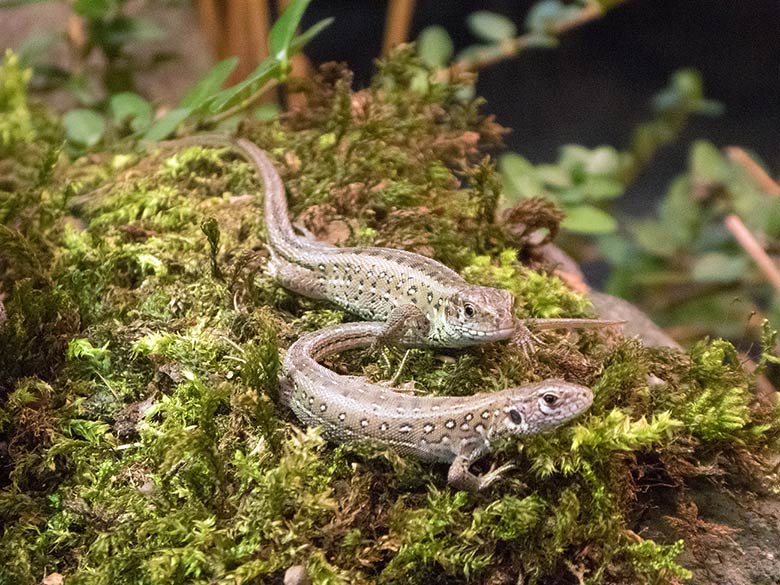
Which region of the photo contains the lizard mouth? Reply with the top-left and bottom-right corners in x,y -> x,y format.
460,326 -> 517,339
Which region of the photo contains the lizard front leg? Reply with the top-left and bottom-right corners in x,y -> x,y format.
373,303 -> 430,348
446,440 -> 514,492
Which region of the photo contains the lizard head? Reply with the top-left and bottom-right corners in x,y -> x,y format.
442,286 -> 517,346
493,380 -> 593,438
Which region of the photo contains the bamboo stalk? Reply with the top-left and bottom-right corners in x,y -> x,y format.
225,0 -> 251,82
195,0 -> 223,57
247,0 -> 271,63
724,214 -> 780,293
383,0 -> 417,55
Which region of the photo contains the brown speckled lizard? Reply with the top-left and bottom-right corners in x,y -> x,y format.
281,321 -> 593,491
224,137 -> 618,350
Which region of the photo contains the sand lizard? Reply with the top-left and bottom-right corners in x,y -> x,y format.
281,321 -> 593,491
223,138 -> 617,349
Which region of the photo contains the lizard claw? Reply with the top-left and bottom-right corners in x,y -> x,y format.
510,321 -> 542,359
477,461 -> 515,490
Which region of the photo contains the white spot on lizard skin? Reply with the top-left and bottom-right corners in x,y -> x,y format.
360,419 -> 369,428
445,419 -> 456,429
320,404 -> 327,412
380,422 -> 389,432
423,423 -> 435,434
481,410 -> 490,419
464,413 -> 473,421
399,424 -> 412,433
338,413 -> 346,422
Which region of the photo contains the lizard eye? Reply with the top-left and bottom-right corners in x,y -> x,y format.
542,393 -> 559,406
508,409 -> 523,425
463,303 -> 475,318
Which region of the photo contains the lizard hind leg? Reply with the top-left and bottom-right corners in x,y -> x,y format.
446,454 -> 515,492
267,257 -> 329,300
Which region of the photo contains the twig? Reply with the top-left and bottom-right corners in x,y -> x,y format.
726,147 -> 780,197
724,214 -> 780,293
383,0 -> 417,55
451,2 -> 611,73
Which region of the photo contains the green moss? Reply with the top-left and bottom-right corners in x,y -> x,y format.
0,50 -> 34,154
1,46 -> 777,585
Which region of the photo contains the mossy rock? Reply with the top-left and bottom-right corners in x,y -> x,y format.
0,48 -> 778,585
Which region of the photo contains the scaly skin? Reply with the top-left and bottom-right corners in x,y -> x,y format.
232,138 -> 617,349
282,321 -> 594,491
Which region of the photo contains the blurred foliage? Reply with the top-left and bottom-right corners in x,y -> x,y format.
7,0 -> 331,151
602,141 -> 780,340
10,0 -> 167,103
498,69 -> 722,235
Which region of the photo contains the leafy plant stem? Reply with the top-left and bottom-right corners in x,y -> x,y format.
203,78 -> 280,127
443,2 -> 616,76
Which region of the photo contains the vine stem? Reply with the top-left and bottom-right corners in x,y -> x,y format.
440,2 -> 617,78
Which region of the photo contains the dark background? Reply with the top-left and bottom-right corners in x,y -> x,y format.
302,0 -> 780,218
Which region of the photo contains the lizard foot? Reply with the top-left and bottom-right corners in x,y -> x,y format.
476,461 -> 516,491
448,456 -> 515,492
510,321 -> 542,359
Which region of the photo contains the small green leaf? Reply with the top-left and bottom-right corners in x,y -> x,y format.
632,220 -> 680,257
179,57 -> 238,110
270,0 -> 312,65
109,92 -> 152,132
142,107 -> 192,141
499,153 -> 543,199
418,26 -> 454,68
467,11 -> 517,43
580,176 -> 624,200
692,253 -> 749,283
289,17 -> 334,54
561,205 -> 617,234
100,16 -> 166,48
73,0 -> 113,18
690,140 -> 729,185
658,176 -> 699,245
535,164 -> 571,189
526,0 -> 580,34
63,109 -> 105,147
16,30 -> 58,68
